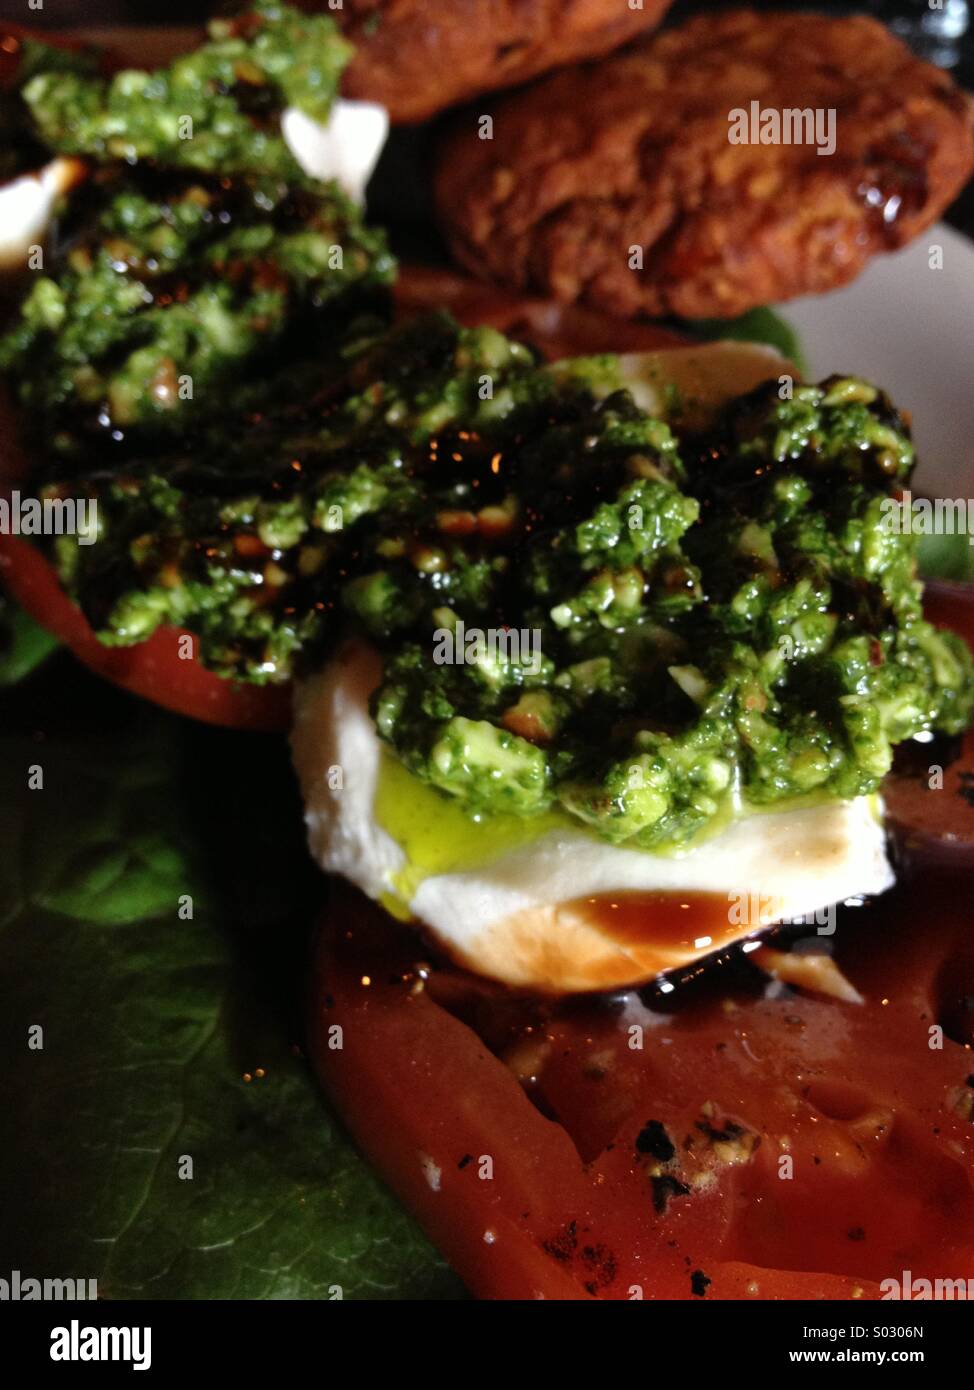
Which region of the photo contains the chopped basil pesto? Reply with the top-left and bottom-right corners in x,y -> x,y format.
29,310 -> 974,848
39,314 -> 542,681
0,36 -> 101,181
364,367 -> 973,845
0,5 -> 394,455
20,2 -> 351,179
0,167 -> 394,450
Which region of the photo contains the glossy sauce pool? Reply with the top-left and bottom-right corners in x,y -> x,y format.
561,890 -> 749,954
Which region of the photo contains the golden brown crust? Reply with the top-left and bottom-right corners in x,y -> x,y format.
331,0 -> 672,123
434,8 -> 974,319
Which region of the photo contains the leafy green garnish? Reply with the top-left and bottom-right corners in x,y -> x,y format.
686,307 -> 807,375
0,663 -> 461,1299
0,596 -> 59,686
918,529 -> 974,583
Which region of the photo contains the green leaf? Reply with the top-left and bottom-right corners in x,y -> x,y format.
0,665 -> 462,1300
917,529 -> 974,583
684,307 -> 807,375
0,595 -> 59,686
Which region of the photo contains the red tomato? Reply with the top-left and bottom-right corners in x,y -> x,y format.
923,579 -> 974,651
0,532 -> 292,730
310,866 -> 974,1301
394,264 -> 688,360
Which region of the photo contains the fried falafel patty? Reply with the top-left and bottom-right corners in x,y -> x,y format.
337,0 -> 673,124
434,9 -> 974,319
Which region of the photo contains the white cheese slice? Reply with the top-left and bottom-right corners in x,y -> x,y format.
616,341 -> 790,423
292,641 -> 895,994
281,100 -> 388,204
0,157 -> 85,272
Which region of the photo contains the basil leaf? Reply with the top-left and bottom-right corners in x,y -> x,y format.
0,669 -> 462,1300
686,307 -> 807,374
0,595 -> 58,687
917,529 -> 974,583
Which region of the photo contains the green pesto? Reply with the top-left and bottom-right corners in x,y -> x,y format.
42,314 -> 544,683
362,369 -> 973,847
0,37 -> 101,180
2,8 -> 971,852
0,168 -> 394,450
0,4 -> 394,455
21,3 -> 351,179
31,305 -> 974,849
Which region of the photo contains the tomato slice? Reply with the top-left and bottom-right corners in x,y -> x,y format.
922,579 -> 974,650
0,532 -> 292,729
394,264 -> 688,360
310,868 -> 974,1301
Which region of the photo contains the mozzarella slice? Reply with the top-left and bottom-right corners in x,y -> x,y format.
0,157 -> 85,272
616,341 -> 790,425
291,339 -> 891,993
292,642 -> 895,994
281,100 -> 388,204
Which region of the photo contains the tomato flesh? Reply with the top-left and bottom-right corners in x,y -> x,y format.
310,870 -> 974,1300
0,532 -> 292,730
394,265 -> 687,360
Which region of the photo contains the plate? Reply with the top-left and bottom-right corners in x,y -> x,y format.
780,222 -> 974,497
